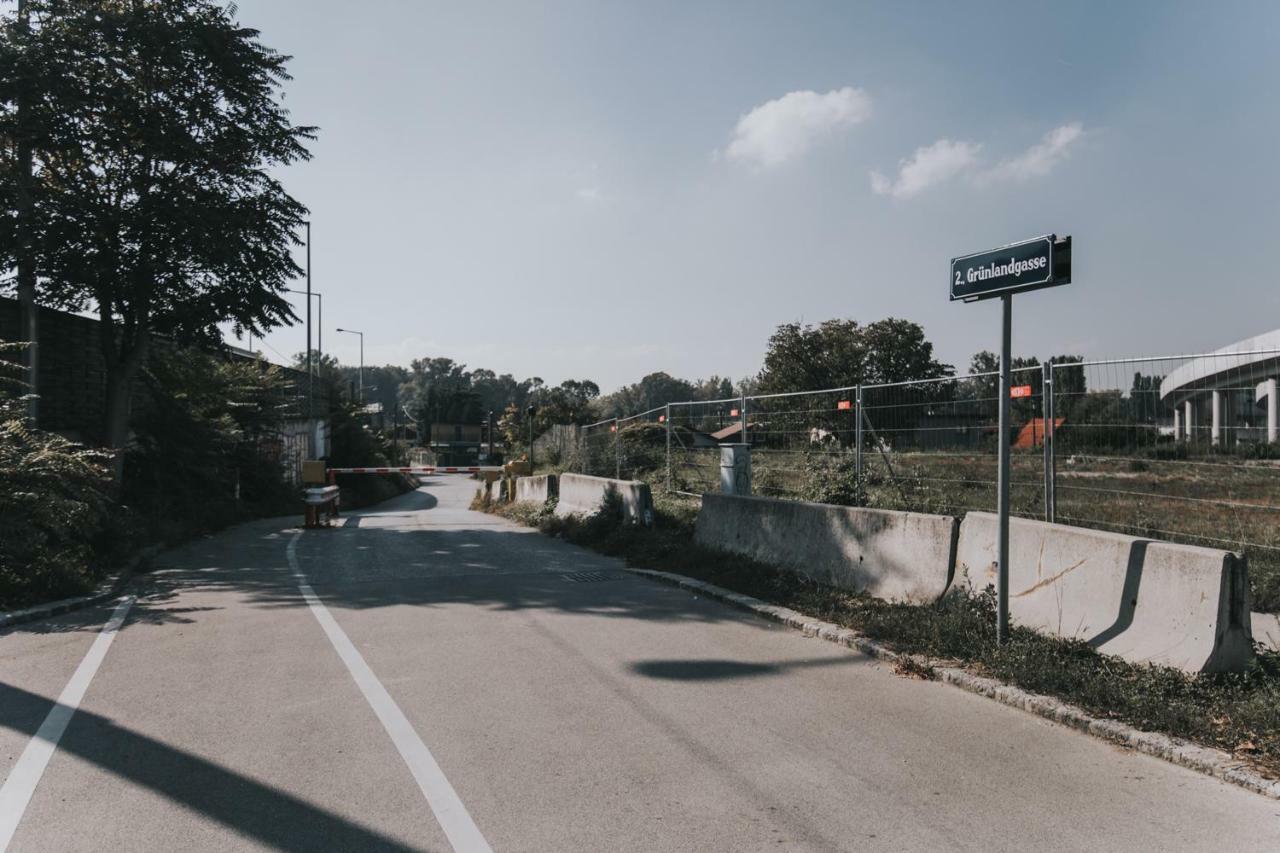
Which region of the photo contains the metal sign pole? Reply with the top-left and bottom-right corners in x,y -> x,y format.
997,295 -> 1012,645
614,418 -> 621,480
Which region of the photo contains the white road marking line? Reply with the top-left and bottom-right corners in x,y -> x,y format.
0,595 -> 137,853
286,533 -> 492,853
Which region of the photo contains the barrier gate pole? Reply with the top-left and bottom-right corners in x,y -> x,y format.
997,295 -> 1012,646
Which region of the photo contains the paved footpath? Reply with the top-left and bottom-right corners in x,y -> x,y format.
2,477 -> 1278,852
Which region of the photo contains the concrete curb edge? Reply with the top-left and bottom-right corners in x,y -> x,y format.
0,544 -> 163,631
627,567 -> 1280,801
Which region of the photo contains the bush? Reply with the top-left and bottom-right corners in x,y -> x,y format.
800,450 -> 865,506
0,347 -> 115,607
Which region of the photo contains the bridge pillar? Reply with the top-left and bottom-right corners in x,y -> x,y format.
1268,378 -> 1278,445
1211,390 -> 1223,447
1184,400 -> 1195,442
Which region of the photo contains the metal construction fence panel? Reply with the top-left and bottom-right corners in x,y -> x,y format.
1048,351 -> 1280,607
560,346 -> 1280,608
578,418 -> 618,479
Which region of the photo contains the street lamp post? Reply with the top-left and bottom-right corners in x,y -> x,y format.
526,405 -> 537,471
285,289 -> 322,368
305,220 -> 311,419
336,328 -> 364,402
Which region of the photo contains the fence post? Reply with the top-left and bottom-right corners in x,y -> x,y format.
1042,361 -> 1052,521
855,384 -> 864,490
1046,362 -> 1057,522
614,417 -> 621,480
740,394 -> 747,443
665,403 -> 672,492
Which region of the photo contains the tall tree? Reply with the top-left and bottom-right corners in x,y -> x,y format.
0,1 -> 314,466
757,318 -> 952,395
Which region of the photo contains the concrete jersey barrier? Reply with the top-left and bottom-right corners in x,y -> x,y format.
555,473 -> 652,524
514,474 -> 558,504
954,512 -> 1253,673
478,476 -> 507,504
694,494 -> 959,604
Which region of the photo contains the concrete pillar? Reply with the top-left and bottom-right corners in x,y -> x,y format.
1268,378 -> 1278,445
1211,390 -> 1222,447
1173,408 -> 1181,440
1184,400 -> 1195,442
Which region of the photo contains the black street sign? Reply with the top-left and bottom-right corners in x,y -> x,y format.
950,235 -> 1071,302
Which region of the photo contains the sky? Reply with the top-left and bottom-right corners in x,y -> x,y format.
231,0 -> 1280,392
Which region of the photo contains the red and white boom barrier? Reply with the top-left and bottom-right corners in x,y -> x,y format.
326,466 -> 502,484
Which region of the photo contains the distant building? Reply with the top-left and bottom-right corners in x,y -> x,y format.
428,422 -> 483,464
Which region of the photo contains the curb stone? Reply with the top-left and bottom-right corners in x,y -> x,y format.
628,567 -> 1280,801
0,544 -> 163,631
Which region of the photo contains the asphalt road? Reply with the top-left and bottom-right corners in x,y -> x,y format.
2,477 -> 1278,852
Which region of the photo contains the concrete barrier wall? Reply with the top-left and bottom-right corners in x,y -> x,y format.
955,512 -> 1253,673
514,474 -> 557,504
556,473 -> 651,524
479,476 -> 508,504
694,494 -> 958,604
1253,612 -> 1280,653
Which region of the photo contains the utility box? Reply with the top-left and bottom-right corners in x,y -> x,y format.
719,444 -> 751,496
302,459 -> 327,486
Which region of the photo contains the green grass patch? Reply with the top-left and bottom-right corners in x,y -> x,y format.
478,488 -> 1280,779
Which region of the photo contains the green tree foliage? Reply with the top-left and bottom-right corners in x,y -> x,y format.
0,343 -> 113,607
961,351 -> 1044,423
123,350 -> 299,540
1128,372 -> 1169,423
498,379 -> 601,451
292,350 -> 408,421
0,1 -> 315,459
757,318 -> 953,395
595,372 -> 739,418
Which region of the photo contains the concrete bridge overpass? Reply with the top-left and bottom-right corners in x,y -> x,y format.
1160,329 -> 1280,446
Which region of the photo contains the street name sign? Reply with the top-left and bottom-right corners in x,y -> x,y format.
950,235 -> 1071,302
949,231 -> 1073,648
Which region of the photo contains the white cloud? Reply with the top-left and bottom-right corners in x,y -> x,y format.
871,122 -> 1086,199
869,139 -> 982,199
724,87 -> 871,169
576,186 -> 601,202
975,122 -> 1084,185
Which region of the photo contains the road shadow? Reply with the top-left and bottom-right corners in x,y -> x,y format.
4,483 -> 775,637
631,655 -> 858,682
0,680 -> 430,852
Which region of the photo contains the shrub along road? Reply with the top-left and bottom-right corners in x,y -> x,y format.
0,478 -> 1277,852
